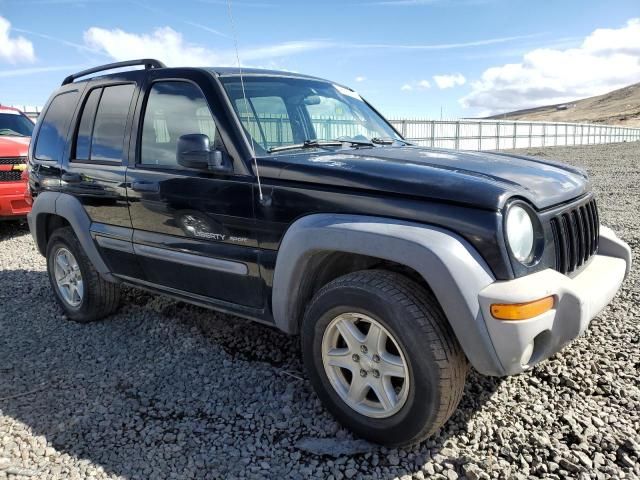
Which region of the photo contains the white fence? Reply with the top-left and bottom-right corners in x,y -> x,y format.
10,105 -> 640,151
387,118 -> 640,150
8,105 -> 41,120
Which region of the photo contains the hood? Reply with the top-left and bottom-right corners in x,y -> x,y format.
261,146 -> 590,210
0,136 -> 30,157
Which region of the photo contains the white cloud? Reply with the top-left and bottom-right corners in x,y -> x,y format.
460,18 -> 640,114
84,25 -> 544,67
0,64 -> 84,78
370,0 -> 439,5
83,26 -> 331,67
401,79 -> 431,91
240,41 -> 331,62
182,21 -> 230,39
195,0 -> 274,6
355,76 -> 366,82
84,26 -> 218,65
0,17 -> 35,63
350,33 -> 542,51
433,73 -> 466,89
368,0 -> 493,5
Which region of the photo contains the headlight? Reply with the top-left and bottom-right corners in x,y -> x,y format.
505,205 -> 534,263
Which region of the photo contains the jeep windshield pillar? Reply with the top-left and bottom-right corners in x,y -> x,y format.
26,60 -> 632,446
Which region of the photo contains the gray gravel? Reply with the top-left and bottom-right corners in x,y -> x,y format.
1,142 -> 639,480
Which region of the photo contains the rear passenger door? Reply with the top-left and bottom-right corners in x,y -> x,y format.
62,80 -> 144,279
126,71 -> 262,309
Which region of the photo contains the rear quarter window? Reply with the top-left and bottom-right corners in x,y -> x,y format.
90,84 -> 135,162
35,90 -> 80,161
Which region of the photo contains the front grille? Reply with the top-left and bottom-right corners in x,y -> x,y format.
550,198 -> 599,275
0,171 -> 23,182
0,157 -> 26,165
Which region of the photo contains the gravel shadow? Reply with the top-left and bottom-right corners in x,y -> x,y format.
0,265 -> 502,479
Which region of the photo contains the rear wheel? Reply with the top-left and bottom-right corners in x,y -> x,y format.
46,227 -> 120,322
301,270 -> 467,446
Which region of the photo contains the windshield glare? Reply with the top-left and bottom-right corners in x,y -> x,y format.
221,76 -> 401,154
0,112 -> 34,137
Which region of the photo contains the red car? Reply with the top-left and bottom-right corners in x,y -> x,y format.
0,105 -> 34,220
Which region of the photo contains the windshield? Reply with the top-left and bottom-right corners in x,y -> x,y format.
0,112 -> 34,137
220,76 -> 401,155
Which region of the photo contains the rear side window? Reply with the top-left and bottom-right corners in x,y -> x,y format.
35,91 -> 79,161
90,84 -> 135,162
74,88 -> 101,161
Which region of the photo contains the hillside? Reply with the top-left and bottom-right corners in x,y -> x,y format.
487,83 -> 640,127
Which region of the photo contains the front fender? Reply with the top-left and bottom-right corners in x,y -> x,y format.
272,214 -> 506,376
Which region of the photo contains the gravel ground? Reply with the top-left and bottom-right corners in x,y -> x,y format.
0,142 -> 639,480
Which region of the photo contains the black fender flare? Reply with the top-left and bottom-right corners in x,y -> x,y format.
28,191 -> 116,281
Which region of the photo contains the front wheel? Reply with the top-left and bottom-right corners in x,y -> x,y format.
301,270 -> 467,446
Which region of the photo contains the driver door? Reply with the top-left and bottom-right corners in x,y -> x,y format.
126,71 -> 263,309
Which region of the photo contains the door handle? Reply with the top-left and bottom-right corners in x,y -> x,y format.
131,181 -> 160,193
61,172 -> 82,183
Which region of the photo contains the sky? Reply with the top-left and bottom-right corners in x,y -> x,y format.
0,0 -> 639,118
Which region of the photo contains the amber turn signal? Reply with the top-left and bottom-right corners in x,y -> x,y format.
490,296 -> 555,321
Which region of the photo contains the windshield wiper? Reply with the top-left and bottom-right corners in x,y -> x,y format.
268,139 -> 343,153
331,138 -> 375,147
371,137 -> 414,146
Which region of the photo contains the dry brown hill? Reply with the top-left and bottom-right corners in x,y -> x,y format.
487,83 -> 640,127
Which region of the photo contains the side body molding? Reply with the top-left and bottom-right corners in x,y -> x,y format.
272,214 -> 506,376
28,191 -> 117,282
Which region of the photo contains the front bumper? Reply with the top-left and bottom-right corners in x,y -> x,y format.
0,181 -> 30,218
479,226 -> 632,375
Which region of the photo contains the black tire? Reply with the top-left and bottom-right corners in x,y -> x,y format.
46,226 -> 120,323
301,270 -> 467,446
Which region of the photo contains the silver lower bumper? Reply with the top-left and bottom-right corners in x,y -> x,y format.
478,226 -> 631,375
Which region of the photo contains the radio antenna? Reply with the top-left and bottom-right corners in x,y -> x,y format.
226,0 -> 264,202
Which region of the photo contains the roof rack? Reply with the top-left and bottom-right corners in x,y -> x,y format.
61,59 -> 166,85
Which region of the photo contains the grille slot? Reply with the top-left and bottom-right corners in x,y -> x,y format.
550,198 -> 599,275
0,171 -> 23,182
0,157 -> 26,165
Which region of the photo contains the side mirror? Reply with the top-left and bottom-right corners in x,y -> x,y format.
177,134 -> 231,173
303,95 -> 321,105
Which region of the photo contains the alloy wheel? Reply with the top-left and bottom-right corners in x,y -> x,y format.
321,312 -> 410,418
53,247 -> 84,308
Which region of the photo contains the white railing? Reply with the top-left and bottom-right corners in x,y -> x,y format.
7,105 -> 42,120
11,106 -> 640,150
387,118 -> 640,150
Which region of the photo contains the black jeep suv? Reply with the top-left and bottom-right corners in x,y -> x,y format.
28,59 -> 631,446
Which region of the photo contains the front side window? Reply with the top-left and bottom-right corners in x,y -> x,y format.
140,81 -> 218,167
221,76 -> 400,154
35,91 -> 79,161
90,84 -> 135,162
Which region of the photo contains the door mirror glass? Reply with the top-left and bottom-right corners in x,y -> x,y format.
177,133 -> 210,169
303,95 -> 321,106
177,134 -> 231,172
